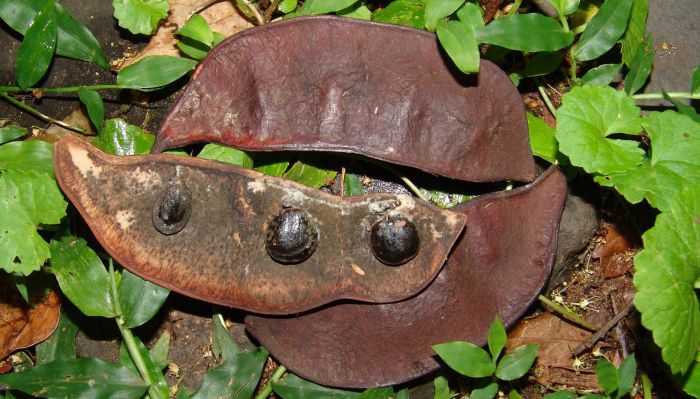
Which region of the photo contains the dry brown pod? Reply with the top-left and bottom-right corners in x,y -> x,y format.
154,16 -> 536,183
246,166 -> 567,388
53,135 -> 466,315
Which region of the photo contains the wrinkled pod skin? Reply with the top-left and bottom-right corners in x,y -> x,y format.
53,135 -> 466,315
245,166 -> 568,388
155,16 -> 536,183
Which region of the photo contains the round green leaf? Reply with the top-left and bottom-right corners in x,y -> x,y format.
16,0 -> 57,90
475,13 -> 574,52
574,0 -> 634,61
113,0 -> 169,35
0,140 -> 54,176
118,269 -> 170,328
432,341 -> 495,378
117,55 -> 198,90
495,344 -> 538,381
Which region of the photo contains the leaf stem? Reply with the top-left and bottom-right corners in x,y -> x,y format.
641,370 -> 652,399
0,84 -> 123,93
253,365 -> 287,399
535,78 -> 558,118
506,0 -> 523,15
632,91 -> 700,100
538,295 -> 601,331
0,92 -> 92,135
240,0 -> 265,25
109,260 -> 165,399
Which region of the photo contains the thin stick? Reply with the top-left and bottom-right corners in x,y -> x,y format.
633,91 -> 700,100
0,84 -> 123,93
0,92 -> 92,135
240,0 -> 265,25
539,295 -> 601,331
572,300 -> 635,355
264,0 -> 282,22
253,365 -> 287,399
536,78 -> 558,118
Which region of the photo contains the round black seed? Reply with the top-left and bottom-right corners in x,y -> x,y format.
152,184 -> 192,235
265,208 -> 318,264
370,216 -> 420,266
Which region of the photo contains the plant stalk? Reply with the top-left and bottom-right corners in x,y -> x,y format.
535,78 -> 558,118
109,261 -> 165,399
506,0 -> 523,15
632,92 -> 700,100
0,84 -> 123,93
240,0 -> 265,25
538,295 -> 601,331
0,92 -> 92,135
254,365 -> 287,399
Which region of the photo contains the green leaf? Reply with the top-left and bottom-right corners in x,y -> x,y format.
371,0 -> 426,29
0,0 -> 108,68
595,111 -> 700,211
521,52 -> 563,78
113,0 -> 169,35
254,153 -> 291,176
178,14 -> 214,46
125,336 -> 170,398
436,19 -> 480,73
35,307 -> 79,365
475,13 -> 574,52
93,118 -> 155,155
621,0 -> 648,67
0,140 -> 54,176
424,0 -> 464,31
177,37 -> 211,60
616,355 -> 637,398
337,4 -> 371,19
456,2 -> 484,29
487,317 -> 507,361
49,236 -> 115,317
624,34 -> 654,94
0,357 -> 147,398
0,125 -> 27,145
16,0 -> 57,90
633,184 -> 700,374
118,269 -> 170,328
396,388 -> 409,399
117,55 -> 198,90
0,170 -> 67,275
150,331 -> 171,371
279,0 -> 298,13
547,0 -> 580,16
433,375 -> 450,399
508,389 -> 524,399
190,347 -> 268,399
555,85 -> 643,175
596,357 -> 620,394
213,32 -> 226,46
359,387 -> 393,399
78,87 -> 105,134
692,65 -> 700,94
579,63 -> 622,86
297,0 -> 359,15
527,113 -> 558,163
273,373 -> 361,399
662,91 -> 700,123
283,159 -> 337,189
470,381 -> 498,399
418,187 -> 471,209
495,344 -> 538,381
542,392 -> 576,399
680,361 -> 700,397
343,173 -> 364,196
211,314 -> 240,362
197,144 -> 254,168
574,0 -> 633,61
432,342 -> 495,378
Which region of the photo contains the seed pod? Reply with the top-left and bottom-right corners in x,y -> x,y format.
370,216 -> 419,266
266,208 -> 318,264
152,184 -> 192,235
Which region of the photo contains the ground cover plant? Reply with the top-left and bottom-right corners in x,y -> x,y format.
0,0 -> 698,398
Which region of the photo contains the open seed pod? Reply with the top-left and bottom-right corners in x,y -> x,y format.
154,15 -> 536,183
53,135 -> 466,315
246,166 -> 567,388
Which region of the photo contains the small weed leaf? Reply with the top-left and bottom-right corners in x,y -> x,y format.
579,63 -> 622,87
190,347 -> 268,399
617,355 -> 637,398
297,0 -> 359,16
595,111 -> 700,212
117,56 -> 198,91
211,314 -> 240,362
149,331 -> 171,371
120,336 -> 170,398
621,0 -> 649,67
35,308 -> 79,365
475,13 -> 574,52
556,85 -> 643,175
0,125 -> 27,145
112,0 -> 169,35
94,118 -> 155,156
433,375 -> 451,399
521,52 -> 564,78
49,235 -> 115,318
371,0 -> 426,29
574,0 -> 634,61
487,317 -> 507,362
456,2 -> 484,29
470,381 -> 499,399
662,91 -> 700,123
78,87 -> 105,134
436,19 -> 480,73
343,173 -> 364,197
279,0 -> 298,14
424,0 -> 464,31
432,341 -> 495,378
595,357 -> 620,394
273,373 -> 361,399
254,153 -> 291,176
177,37 -> 211,60
692,65 -> 700,94
495,344 -> 538,381
633,184 -> 700,375
624,34 -> 654,94
358,387 -> 394,399
15,0 -> 57,90
197,144 -> 254,168
0,357 -> 147,398
526,113 -> 558,163
178,14 -> 214,46
336,4 -> 372,20
118,269 -> 170,329
541,392 -> 576,399
0,140 -> 55,176
0,170 -> 67,275
679,360 -> 700,397
283,158 -> 337,189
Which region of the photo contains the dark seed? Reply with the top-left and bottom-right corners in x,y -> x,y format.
266,208 -> 318,264
370,216 -> 420,266
152,184 -> 192,235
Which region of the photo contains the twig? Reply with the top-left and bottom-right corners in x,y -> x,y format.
539,295 -> 601,331
253,365 -> 287,399
240,0 -> 265,25
536,78 -> 558,118
264,0 -> 282,22
339,166 -> 346,197
0,92 -> 92,135
572,299 -> 635,356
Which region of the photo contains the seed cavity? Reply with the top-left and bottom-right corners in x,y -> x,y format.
370,216 -> 420,266
265,208 -> 318,264
152,184 -> 192,235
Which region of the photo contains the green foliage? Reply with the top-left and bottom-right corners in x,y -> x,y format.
296,0 -> 359,16
520,52 -> 564,78
433,375 -> 451,399
112,0 -> 169,35
692,65 -> 700,94
433,341 -> 495,377
35,308 -> 79,365
579,63 -> 622,86
495,345 -> 538,381
197,144 -> 254,168
0,140 -> 55,176
119,336 -> 170,398
118,269 -> 170,328
211,315 -> 240,361
93,118 -> 155,155
283,159 -> 337,189
117,55 -> 198,90
475,14 -> 574,52
620,0 -> 648,67
15,0 -> 56,90
78,88 -> 105,133
436,19 -> 479,73
190,347 -> 268,399
272,373 -> 397,399
0,125 -> 27,144
0,358 -> 148,398
255,153 -> 291,176
623,34 -> 654,94
279,0 -> 298,14
0,169 -> 67,275
547,0 -> 580,16
0,0 -> 108,68
371,0 -> 426,29
526,113 -> 558,163
176,14 -> 224,60
424,0 -> 464,31
542,356 -> 636,399
574,0 -> 633,61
